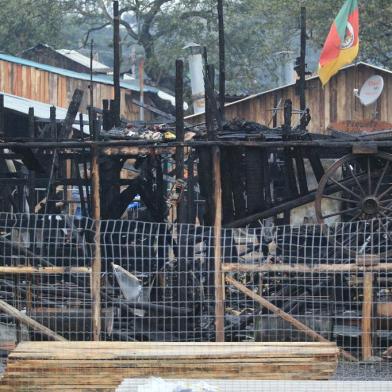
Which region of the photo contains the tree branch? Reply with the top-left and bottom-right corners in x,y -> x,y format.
180,10 -> 211,20
119,19 -> 139,41
83,22 -> 111,47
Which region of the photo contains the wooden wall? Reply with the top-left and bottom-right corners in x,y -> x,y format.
0,59 -> 154,121
186,64 -> 392,134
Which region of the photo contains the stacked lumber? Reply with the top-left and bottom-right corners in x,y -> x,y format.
0,341 -> 339,392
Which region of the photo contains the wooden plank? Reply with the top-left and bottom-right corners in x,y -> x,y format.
213,146 -> 224,342
362,272 -> 373,360
387,74 -> 392,124
3,364 -> 335,379
21,66 -> 27,98
44,71 -> 50,104
17,65 -> 23,97
49,73 -> 57,105
222,262 -> 392,273
0,300 -> 66,341
0,94 -> 4,135
0,61 -> 4,92
91,143 -> 101,341
1,341 -> 339,390
14,340 -> 334,347
225,275 -> 356,362
336,70 -> 347,123
0,266 -> 91,274
6,357 -> 335,369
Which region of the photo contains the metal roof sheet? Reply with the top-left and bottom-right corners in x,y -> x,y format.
0,52 -> 159,94
2,91 -> 89,134
57,49 -> 111,73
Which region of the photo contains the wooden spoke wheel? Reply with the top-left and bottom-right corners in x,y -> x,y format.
315,152 -> 392,257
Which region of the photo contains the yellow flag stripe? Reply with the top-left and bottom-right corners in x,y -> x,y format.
318,43 -> 359,86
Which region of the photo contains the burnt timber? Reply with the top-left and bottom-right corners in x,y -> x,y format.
1,4 -> 392,364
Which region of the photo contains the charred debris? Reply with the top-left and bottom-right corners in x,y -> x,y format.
0,3 -> 392,361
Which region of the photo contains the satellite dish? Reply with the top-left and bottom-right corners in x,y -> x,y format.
358,75 -> 384,106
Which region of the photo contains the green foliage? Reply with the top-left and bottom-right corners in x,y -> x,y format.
1,0 -> 391,98
301,0 -> 392,68
0,0 -> 68,54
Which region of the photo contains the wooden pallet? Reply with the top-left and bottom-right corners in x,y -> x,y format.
0,341 -> 339,392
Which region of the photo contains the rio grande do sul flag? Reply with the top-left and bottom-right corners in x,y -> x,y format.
318,0 -> 359,86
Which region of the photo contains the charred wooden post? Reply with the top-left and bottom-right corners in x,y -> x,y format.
79,112 -> 85,140
28,108 -> 35,139
45,106 -> 58,214
283,99 -> 292,131
175,60 -> 190,333
220,148 -> 234,223
217,0 -> 225,119
282,99 -> 298,215
102,100 -> 110,131
175,59 -> 185,223
273,94 -> 278,128
207,64 -> 223,132
61,89 -> 84,139
109,100 -> 116,129
95,114 -> 102,141
175,59 -> 185,142
203,48 -> 213,139
50,106 -> 57,140
294,148 -> 309,195
262,151 -> 272,207
88,107 -> 96,141
200,53 -> 224,331
79,113 -> 91,215
295,6 -> 309,130
61,89 -> 84,211
187,153 -> 196,223
90,39 -> 94,108
204,57 -> 225,341
139,58 -> 145,122
198,55 -> 216,226
113,0 -> 121,127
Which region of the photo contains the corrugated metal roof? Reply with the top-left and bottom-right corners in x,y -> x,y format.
0,52 -> 159,94
2,91 -> 89,134
57,49 -> 111,73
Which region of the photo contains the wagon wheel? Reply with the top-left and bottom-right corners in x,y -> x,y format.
315,152 -> 392,257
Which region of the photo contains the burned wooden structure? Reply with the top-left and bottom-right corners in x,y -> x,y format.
1,81 -> 392,356
0,3 -> 392,366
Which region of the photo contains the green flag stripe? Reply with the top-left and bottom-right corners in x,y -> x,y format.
334,0 -> 357,42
